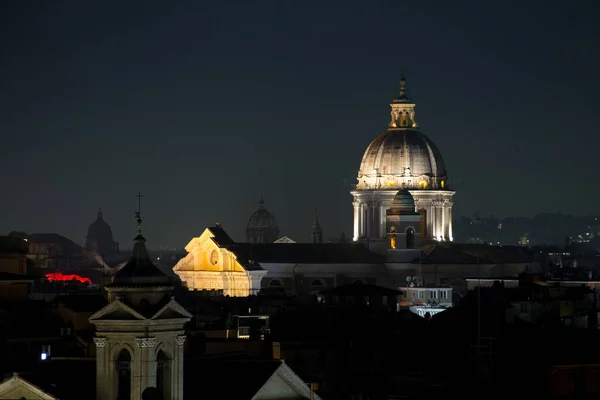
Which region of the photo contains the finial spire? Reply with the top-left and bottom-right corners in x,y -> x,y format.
135,192 -> 143,235
259,194 -> 266,209
399,74 -> 407,99
97,208 -> 103,220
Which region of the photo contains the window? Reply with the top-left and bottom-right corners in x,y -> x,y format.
418,290 -> 424,299
406,227 -> 415,249
430,290 -> 437,299
440,290 -> 448,299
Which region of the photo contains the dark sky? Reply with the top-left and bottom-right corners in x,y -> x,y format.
1,0 -> 599,248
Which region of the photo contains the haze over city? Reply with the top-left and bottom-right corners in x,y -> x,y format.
1,0 -> 598,248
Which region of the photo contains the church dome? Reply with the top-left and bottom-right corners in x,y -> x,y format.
355,77 -> 448,191
85,209 -> 115,255
246,198 -> 280,243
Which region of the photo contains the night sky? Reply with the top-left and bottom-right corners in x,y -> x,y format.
1,1 -> 598,248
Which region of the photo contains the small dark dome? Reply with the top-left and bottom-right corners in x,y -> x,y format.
246,198 -> 279,243
392,189 -> 415,207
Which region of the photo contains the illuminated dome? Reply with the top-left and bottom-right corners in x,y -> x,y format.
245,198 -> 280,243
350,77 -> 456,243
355,77 -> 448,191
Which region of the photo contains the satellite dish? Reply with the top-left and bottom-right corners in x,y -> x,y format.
411,276 -> 418,282
405,276 -> 412,283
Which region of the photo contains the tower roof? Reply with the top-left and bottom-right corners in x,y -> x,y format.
109,197 -> 172,287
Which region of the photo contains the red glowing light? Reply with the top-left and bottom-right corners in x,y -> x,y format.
45,272 -> 92,285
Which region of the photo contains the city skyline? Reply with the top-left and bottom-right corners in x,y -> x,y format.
1,1 -> 599,247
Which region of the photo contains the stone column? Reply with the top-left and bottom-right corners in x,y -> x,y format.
448,202 -> 454,241
134,337 -> 157,400
172,335 -> 186,400
94,338 -> 109,400
379,203 -> 387,239
372,200 -> 381,239
359,202 -> 365,238
441,203 -> 446,240
353,200 -> 360,241
365,201 -> 373,239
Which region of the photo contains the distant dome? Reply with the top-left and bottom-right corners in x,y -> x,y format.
246,198 -> 279,243
85,209 -> 115,256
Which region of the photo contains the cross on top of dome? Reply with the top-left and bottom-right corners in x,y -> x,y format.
393,75 -> 411,103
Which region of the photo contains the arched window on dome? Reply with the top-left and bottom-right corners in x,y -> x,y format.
269,279 -> 283,288
406,227 -> 415,249
311,279 -> 325,288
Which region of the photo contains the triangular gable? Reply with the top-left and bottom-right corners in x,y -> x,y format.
88,299 -> 146,321
0,374 -> 56,400
252,361 -> 322,400
274,236 -> 296,243
183,228 -> 221,254
151,298 -> 193,320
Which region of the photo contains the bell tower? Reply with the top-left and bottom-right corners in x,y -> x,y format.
89,194 -> 192,400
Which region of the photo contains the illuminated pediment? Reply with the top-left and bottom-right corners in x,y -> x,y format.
0,374 -> 56,400
89,299 -> 146,321
175,228 -> 245,273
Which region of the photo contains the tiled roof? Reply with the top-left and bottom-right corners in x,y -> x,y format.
321,282 -> 402,296
207,226 -> 235,246
224,242 -> 385,265
417,244 -> 535,264
418,245 -> 483,264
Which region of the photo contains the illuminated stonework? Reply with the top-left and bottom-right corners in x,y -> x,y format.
352,77 -> 455,242
173,228 -> 266,296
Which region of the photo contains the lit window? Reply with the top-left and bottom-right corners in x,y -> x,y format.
440,291 -> 448,299
418,290 -> 424,299
430,290 -> 437,299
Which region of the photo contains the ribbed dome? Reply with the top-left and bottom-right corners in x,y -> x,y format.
358,128 -> 447,187
246,198 -> 280,243
355,77 -> 449,191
